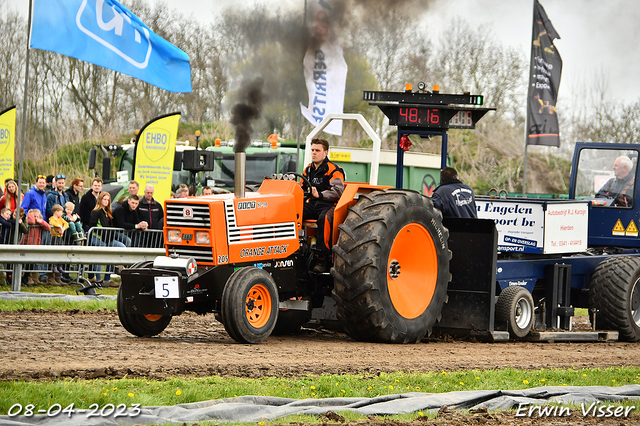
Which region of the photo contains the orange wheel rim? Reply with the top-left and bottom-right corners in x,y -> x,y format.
387,223 -> 438,319
144,314 -> 163,322
245,284 -> 272,328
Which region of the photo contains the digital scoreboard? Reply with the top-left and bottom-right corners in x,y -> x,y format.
364,88 -> 494,130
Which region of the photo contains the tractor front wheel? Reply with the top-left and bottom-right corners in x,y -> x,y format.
117,285 -> 171,337
221,267 -> 279,344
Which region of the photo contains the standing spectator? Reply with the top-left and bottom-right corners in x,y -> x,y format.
21,209 -> 50,285
45,175 -> 54,192
0,179 -> 23,213
128,180 -> 140,196
89,192 -> 130,286
175,187 -> 189,198
138,185 -> 164,230
65,178 -> 84,214
78,178 -> 102,232
22,175 -> 48,214
46,174 -> 71,220
113,180 -> 142,211
113,194 -> 148,247
21,175 -> 51,282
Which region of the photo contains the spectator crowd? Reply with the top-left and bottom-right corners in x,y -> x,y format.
0,175 -> 165,287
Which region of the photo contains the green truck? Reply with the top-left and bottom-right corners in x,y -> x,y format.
93,138 -> 441,197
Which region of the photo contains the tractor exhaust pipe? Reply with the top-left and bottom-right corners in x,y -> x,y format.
234,152 -> 246,198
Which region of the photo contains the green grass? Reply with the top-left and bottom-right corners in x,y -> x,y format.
0,284 -> 117,311
1,368 -> 639,418
0,298 -> 116,311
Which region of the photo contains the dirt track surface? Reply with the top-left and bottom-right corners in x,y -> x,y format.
2,310 -> 640,425
1,309 -> 639,381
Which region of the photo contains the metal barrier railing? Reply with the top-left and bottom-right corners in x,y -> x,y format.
0,224 -> 165,290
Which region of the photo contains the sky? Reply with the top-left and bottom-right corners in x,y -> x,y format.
4,0 -> 640,108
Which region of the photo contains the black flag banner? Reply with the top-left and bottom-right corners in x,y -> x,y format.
527,0 -> 562,147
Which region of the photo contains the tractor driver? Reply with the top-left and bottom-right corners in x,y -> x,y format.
596,155 -> 634,207
302,138 -> 345,273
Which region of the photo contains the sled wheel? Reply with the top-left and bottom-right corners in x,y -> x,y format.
117,285 -> 171,337
332,189 -> 451,343
272,309 -> 312,335
495,286 -> 534,338
221,267 -> 279,344
588,256 -> 640,342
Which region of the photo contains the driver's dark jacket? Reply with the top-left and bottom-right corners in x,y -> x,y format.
302,157 -> 345,206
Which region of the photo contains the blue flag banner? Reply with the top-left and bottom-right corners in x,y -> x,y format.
30,0 -> 192,93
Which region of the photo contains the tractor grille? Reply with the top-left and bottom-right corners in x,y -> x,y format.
166,203 -> 211,228
167,245 -> 214,263
224,200 -> 296,244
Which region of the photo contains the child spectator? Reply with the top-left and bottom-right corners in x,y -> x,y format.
0,208 -> 13,244
63,201 -> 86,242
48,204 -> 68,284
48,204 -> 68,240
22,209 -> 50,244
3,208 -> 27,286
11,208 -> 28,241
21,209 -> 50,285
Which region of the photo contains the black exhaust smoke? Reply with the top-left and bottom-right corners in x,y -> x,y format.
229,77 -> 265,154
229,77 -> 265,197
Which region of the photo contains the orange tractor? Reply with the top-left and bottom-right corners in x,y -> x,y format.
117,115 -> 451,344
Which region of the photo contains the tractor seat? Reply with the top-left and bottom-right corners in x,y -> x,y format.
302,219 -> 318,228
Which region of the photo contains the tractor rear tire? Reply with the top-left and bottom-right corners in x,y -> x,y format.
495,286 -> 534,338
221,267 -> 279,344
331,189 -> 451,343
588,256 -> 640,342
117,285 -> 171,337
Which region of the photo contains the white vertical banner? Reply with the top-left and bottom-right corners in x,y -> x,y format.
300,0 -> 347,136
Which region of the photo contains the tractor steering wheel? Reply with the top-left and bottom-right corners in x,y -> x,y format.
289,172 -> 313,199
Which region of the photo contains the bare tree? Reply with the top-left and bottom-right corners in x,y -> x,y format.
435,19 -> 527,125
0,9 -> 26,110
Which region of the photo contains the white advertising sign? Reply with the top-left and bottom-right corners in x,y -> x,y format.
300,0 -> 348,136
543,202 -> 589,254
477,200 -> 545,253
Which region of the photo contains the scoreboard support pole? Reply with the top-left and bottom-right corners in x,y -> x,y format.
395,129 -> 448,189
396,132 -> 404,188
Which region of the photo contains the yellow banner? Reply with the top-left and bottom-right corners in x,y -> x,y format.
0,106 -> 16,184
329,151 -> 351,162
134,112 -> 180,204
